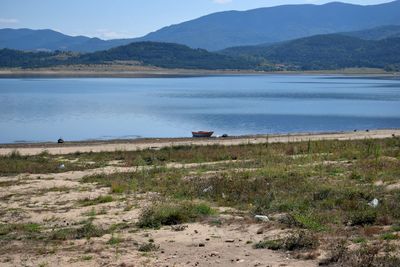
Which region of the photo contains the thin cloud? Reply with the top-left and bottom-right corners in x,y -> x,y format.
0,18 -> 19,24
212,0 -> 233,4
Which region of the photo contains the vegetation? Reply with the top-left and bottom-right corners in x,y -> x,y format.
0,150 -> 99,175
221,35 -> 400,71
2,137 -> 400,264
78,195 -> 114,206
0,42 -> 256,70
137,201 -> 215,229
254,230 -> 319,251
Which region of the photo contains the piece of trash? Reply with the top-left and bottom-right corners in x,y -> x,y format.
59,164 -> 65,169
255,215 -> 270,222
203,186 -> 213,193
368,198 -> 379,208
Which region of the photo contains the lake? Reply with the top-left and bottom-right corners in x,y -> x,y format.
0,75 -> 400,143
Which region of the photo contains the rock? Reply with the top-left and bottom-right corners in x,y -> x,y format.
199,243 -> 205,247
225,239 -> 235,243
255,215 -> 270,222
256,228 -> 264,234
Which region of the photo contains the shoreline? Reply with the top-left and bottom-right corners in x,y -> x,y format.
0,67 -> 399,78
1,129 -> 399,156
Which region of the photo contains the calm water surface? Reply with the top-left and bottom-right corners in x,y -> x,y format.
1,75 -> 400,143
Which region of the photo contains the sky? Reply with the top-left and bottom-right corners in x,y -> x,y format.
0,0 -> 395,39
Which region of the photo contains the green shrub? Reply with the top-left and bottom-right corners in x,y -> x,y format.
284,230 -> 319,251
253,230 -> 318,251
347,208 -> 377,226
50,222 -> 106,240
138,242 -> 159,252
253,240 -> 283,250
137,201 -> 215,229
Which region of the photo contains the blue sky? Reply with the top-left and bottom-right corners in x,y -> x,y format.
0,0 -> 394,39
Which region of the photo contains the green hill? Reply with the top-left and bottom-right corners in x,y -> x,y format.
78,42 -> 255,70
221,35 -> 400,71
0,42 -> 255,70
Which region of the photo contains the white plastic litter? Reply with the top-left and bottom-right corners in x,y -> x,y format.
368,198 -> 379,208
203,186 -> 213,193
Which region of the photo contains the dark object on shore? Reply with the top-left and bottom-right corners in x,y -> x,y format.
222,134 -> 229,138
192,131 -> 214,138
354,129 -> 357,132
58,138 -> 64,144
366,129 -> 370,132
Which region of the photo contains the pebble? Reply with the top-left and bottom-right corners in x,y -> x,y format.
210,252 -> 219,257
199,243 -> 205,247
225,239 -> 235,243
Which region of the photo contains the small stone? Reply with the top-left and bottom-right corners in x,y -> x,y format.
256,228 -> 264,235
210,252 -> 219,257
199,243 -> 205,247
225,239 -> 235,243
255,215 -> 270,222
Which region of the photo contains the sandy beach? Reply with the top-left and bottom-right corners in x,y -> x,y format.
1,129 -> 399,156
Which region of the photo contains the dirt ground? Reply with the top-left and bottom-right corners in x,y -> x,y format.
0,161 -> 318,267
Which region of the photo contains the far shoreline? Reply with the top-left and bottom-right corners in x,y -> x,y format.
0,67 -> 399,79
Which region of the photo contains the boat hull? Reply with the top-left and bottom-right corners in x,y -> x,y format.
192,131 -> 214,138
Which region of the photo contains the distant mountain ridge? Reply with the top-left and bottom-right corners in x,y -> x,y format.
0,28 -> 133,52
1,1 -> 400,52
137,0 -> 400,50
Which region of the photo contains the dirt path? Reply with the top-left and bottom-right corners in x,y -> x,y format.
1,129 -> 399,156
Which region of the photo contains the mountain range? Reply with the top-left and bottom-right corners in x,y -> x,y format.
1,32 -> 399,71
1,1 -> 400,52
0,28 -> 133,53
